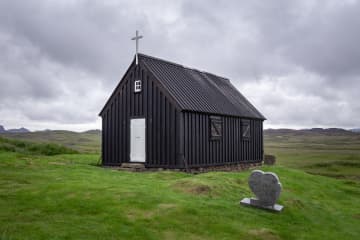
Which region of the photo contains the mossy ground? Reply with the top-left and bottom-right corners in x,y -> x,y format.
0,151 -> 359,239
0,132 -> 359,239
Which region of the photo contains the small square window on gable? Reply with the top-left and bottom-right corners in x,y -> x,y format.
242,119 -> 251,140
134,80 -> 142,93
210,116 -> 222,140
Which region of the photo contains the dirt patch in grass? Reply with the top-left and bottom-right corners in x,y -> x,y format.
286,198 -> 305,209
49,162 -> 66,165
126,211 -> 139,221
162,231 -> 206,240
235,178 -> 245,184
248,228 -> 280,240
126,205 -> 177,221
158,203 -> 177,210
173,181 -> 212,196
126,209 -> 155,221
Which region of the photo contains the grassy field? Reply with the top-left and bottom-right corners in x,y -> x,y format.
0,130 -> 100,153
1,151 -> 359,239
0,130 -> 359,239
264,129 -> 360,181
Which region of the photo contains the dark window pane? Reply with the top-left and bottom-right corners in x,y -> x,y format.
242,120 -> 250,140
210,116 -> 222,139
211,122 -> 221,136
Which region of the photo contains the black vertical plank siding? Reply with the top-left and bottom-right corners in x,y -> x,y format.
186,113 -> 190,165
195,114 -> 199,165
161,94 -> 166,165
230,118 -> 233,162
183,112 -> 188,167
156,88 -> 160,165
168,104 -> 173,166
192,114 -> 195,165
205,116 -> 208,165
228,118 -> 231,162
172,109 -> 177,166
103,112 -> 107,163
121,86 -> 125,162
166,101 -> 171,167
149,80 -> 154,165
110,103 -> 114,164
177,110 -> 184,167
202,115 -> 205,165
180,111 -> 263,167
235,118 -> 238,162
114,97 -> 118,163
105,111 -> 107,163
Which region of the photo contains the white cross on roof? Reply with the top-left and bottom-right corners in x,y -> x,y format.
131,30 -> 143,65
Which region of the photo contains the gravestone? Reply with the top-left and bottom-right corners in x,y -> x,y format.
240,170 -> 284,212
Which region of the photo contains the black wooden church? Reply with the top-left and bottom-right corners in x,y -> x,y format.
99,53 -> 265,169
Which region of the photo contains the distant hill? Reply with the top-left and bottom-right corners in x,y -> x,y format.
82,129 -> 101,134
0,125 -> 30,133
265,128 -> 357,136
7,127 -> 31,133
350,128 -> 360,133
0,129 -> 101,153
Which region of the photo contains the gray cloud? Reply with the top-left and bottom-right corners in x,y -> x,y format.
0,0 -> 359,130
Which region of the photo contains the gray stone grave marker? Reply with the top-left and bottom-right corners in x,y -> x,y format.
240,170 -> 284,212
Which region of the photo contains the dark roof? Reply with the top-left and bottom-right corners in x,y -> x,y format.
139,53 -> 265,120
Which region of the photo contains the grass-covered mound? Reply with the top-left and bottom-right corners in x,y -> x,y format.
0,137 -> 78,156
0,152 -> 359,239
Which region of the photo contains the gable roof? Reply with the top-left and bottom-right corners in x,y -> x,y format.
139,53 -> 265,120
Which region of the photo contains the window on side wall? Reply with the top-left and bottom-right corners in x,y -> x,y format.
242,119 -> 251,140
210,116 -> 222,140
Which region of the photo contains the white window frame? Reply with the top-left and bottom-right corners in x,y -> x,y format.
134,80 -> 142,93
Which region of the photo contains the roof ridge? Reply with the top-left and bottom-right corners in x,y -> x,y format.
138,53 -> 184,68
138,53 -> 230,81
199,70 -> 230,82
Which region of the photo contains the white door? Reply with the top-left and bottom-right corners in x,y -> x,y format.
130,118 -> 146,162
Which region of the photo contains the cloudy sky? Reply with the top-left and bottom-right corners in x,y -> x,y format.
1,0 -> 360,131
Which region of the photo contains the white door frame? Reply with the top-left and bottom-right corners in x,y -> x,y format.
130,118 -> 146,163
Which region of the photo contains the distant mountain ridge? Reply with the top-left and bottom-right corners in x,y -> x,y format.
0,125 -> 102,134
265,128 -> 358,136
350,128 -> 360,133
0,125 -> 30,133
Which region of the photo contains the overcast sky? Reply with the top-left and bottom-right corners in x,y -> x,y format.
1,0 -> 360,131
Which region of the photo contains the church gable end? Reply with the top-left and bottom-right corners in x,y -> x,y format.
101,58 -> 181,166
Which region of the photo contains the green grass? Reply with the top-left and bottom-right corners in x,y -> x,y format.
0,150 -> 359,239
0,130 -> 100,153
0,132 -> 359,239
0,137 -> 78,156
265,131 -> 360,181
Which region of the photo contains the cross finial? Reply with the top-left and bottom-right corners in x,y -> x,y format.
131,30 -> 143,65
